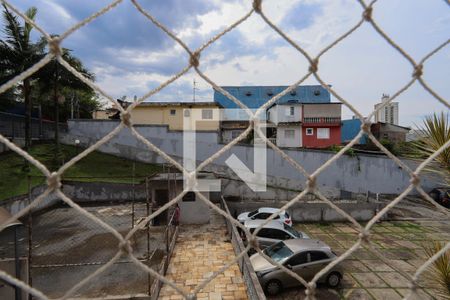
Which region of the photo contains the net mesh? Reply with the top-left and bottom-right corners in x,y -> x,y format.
0,0 -> 449,299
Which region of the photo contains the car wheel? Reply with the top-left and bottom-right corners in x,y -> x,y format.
326,272 -> 341,288
429,192 -> 439,201
247,248 -> 257,256
265,279 -> 282,296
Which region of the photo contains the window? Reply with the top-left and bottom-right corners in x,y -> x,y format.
248,210 -> 259,217
256,228 -> 271,238
170,109 -> 176,116
285,106 -> 295,116
202,109 -> 213,119
283,223 -> 301,238
309,251 -> 329,262
286,252 -> 308,266
256,228 -> 289,240
284,129 -> 295,139
182,192 -> 195,202
306,128 -> 314,135
317,128 -> 330,139
231,131 -> 241,139
264,242 -> 294,263
269,229 -> 290,240
253,213 -> 279,220
183,109 -> 190,117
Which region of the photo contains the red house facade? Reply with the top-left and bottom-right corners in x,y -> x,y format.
268,102 -> 342,148
302,103 -> 342,148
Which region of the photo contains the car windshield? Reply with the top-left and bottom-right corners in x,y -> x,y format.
248,210 -> 259,217
264,242 -> 293,263
283,223 -> 301,238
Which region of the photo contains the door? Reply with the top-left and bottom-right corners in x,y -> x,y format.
304,251 -> 331,281
154,189 -> 168,225
282,252 -> 309,288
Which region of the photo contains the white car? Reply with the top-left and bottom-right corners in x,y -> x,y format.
237,207 -> 292,226
243,220 -> 309,249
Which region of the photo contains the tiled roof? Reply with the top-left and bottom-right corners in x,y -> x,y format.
213,85 -> 330,109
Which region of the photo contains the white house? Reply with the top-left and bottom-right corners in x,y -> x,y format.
267,103 -> 302,147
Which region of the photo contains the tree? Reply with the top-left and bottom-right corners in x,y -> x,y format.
0,67 -> 17,110
422,241 -> 450,299
0,4 -> 46,150
33,44 -> 96,162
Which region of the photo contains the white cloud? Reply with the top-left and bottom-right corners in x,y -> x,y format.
41,0 -> 445,126
38,0 -> 77,30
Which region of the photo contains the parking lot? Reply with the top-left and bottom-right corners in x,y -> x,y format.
268,219 -> 450,300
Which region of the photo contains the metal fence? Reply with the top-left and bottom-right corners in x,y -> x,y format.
1,174 -> 178,299
0,1 -> 449,300
0,112 -> 67,140
221,196 -> 266,300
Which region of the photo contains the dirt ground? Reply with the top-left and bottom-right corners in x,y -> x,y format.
0,203 -> 168,298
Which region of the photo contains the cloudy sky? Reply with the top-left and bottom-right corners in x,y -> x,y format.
5,0 -> 450,126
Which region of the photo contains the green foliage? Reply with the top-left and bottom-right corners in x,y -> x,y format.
345,148 -> 357,158
0,143 -> 163,200
410,112 -> 450,185
328,144 -> 341,153
379,138 -> 398,155
422,241 -> 450,299
0,6 -> 98,121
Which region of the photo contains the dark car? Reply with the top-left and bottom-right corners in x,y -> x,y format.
429,188 -> 450,208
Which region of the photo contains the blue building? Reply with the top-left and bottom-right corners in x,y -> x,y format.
341,118 -> 368,144
214,85 -> 335,144
213,85 -> 331,111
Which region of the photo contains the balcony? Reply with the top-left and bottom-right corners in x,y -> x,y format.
303,117 -> 341,125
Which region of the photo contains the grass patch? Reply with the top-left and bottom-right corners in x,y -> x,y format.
0,143 -> 163,200
392,221 -> 424,232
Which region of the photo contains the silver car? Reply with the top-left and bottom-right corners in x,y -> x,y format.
243,220 -> 309,249
250,239 -> 343,295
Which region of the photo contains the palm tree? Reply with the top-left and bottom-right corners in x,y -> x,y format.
34,44 -> 95,163
0,4 -> 46,151
422,241 -> 450,299
411,112 -> 450,185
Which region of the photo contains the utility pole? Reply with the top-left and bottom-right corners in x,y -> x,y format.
54,61 -> 60,161
193,79 -> 198,103
70,92 -> 74,119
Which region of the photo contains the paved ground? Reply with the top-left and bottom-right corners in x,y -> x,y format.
159,210 -> 248,300
268,219 -> 450,300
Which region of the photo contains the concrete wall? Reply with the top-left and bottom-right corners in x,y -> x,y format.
62,120 -> 441,197
226,200 -> 381,222
267,104 -> 301,125
1,182 -> 148,215
276,126 -> 302,148
1,180 -> 211,225
179,191 -> 211,224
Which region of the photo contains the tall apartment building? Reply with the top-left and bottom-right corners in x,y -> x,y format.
374,94 -> 399,125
